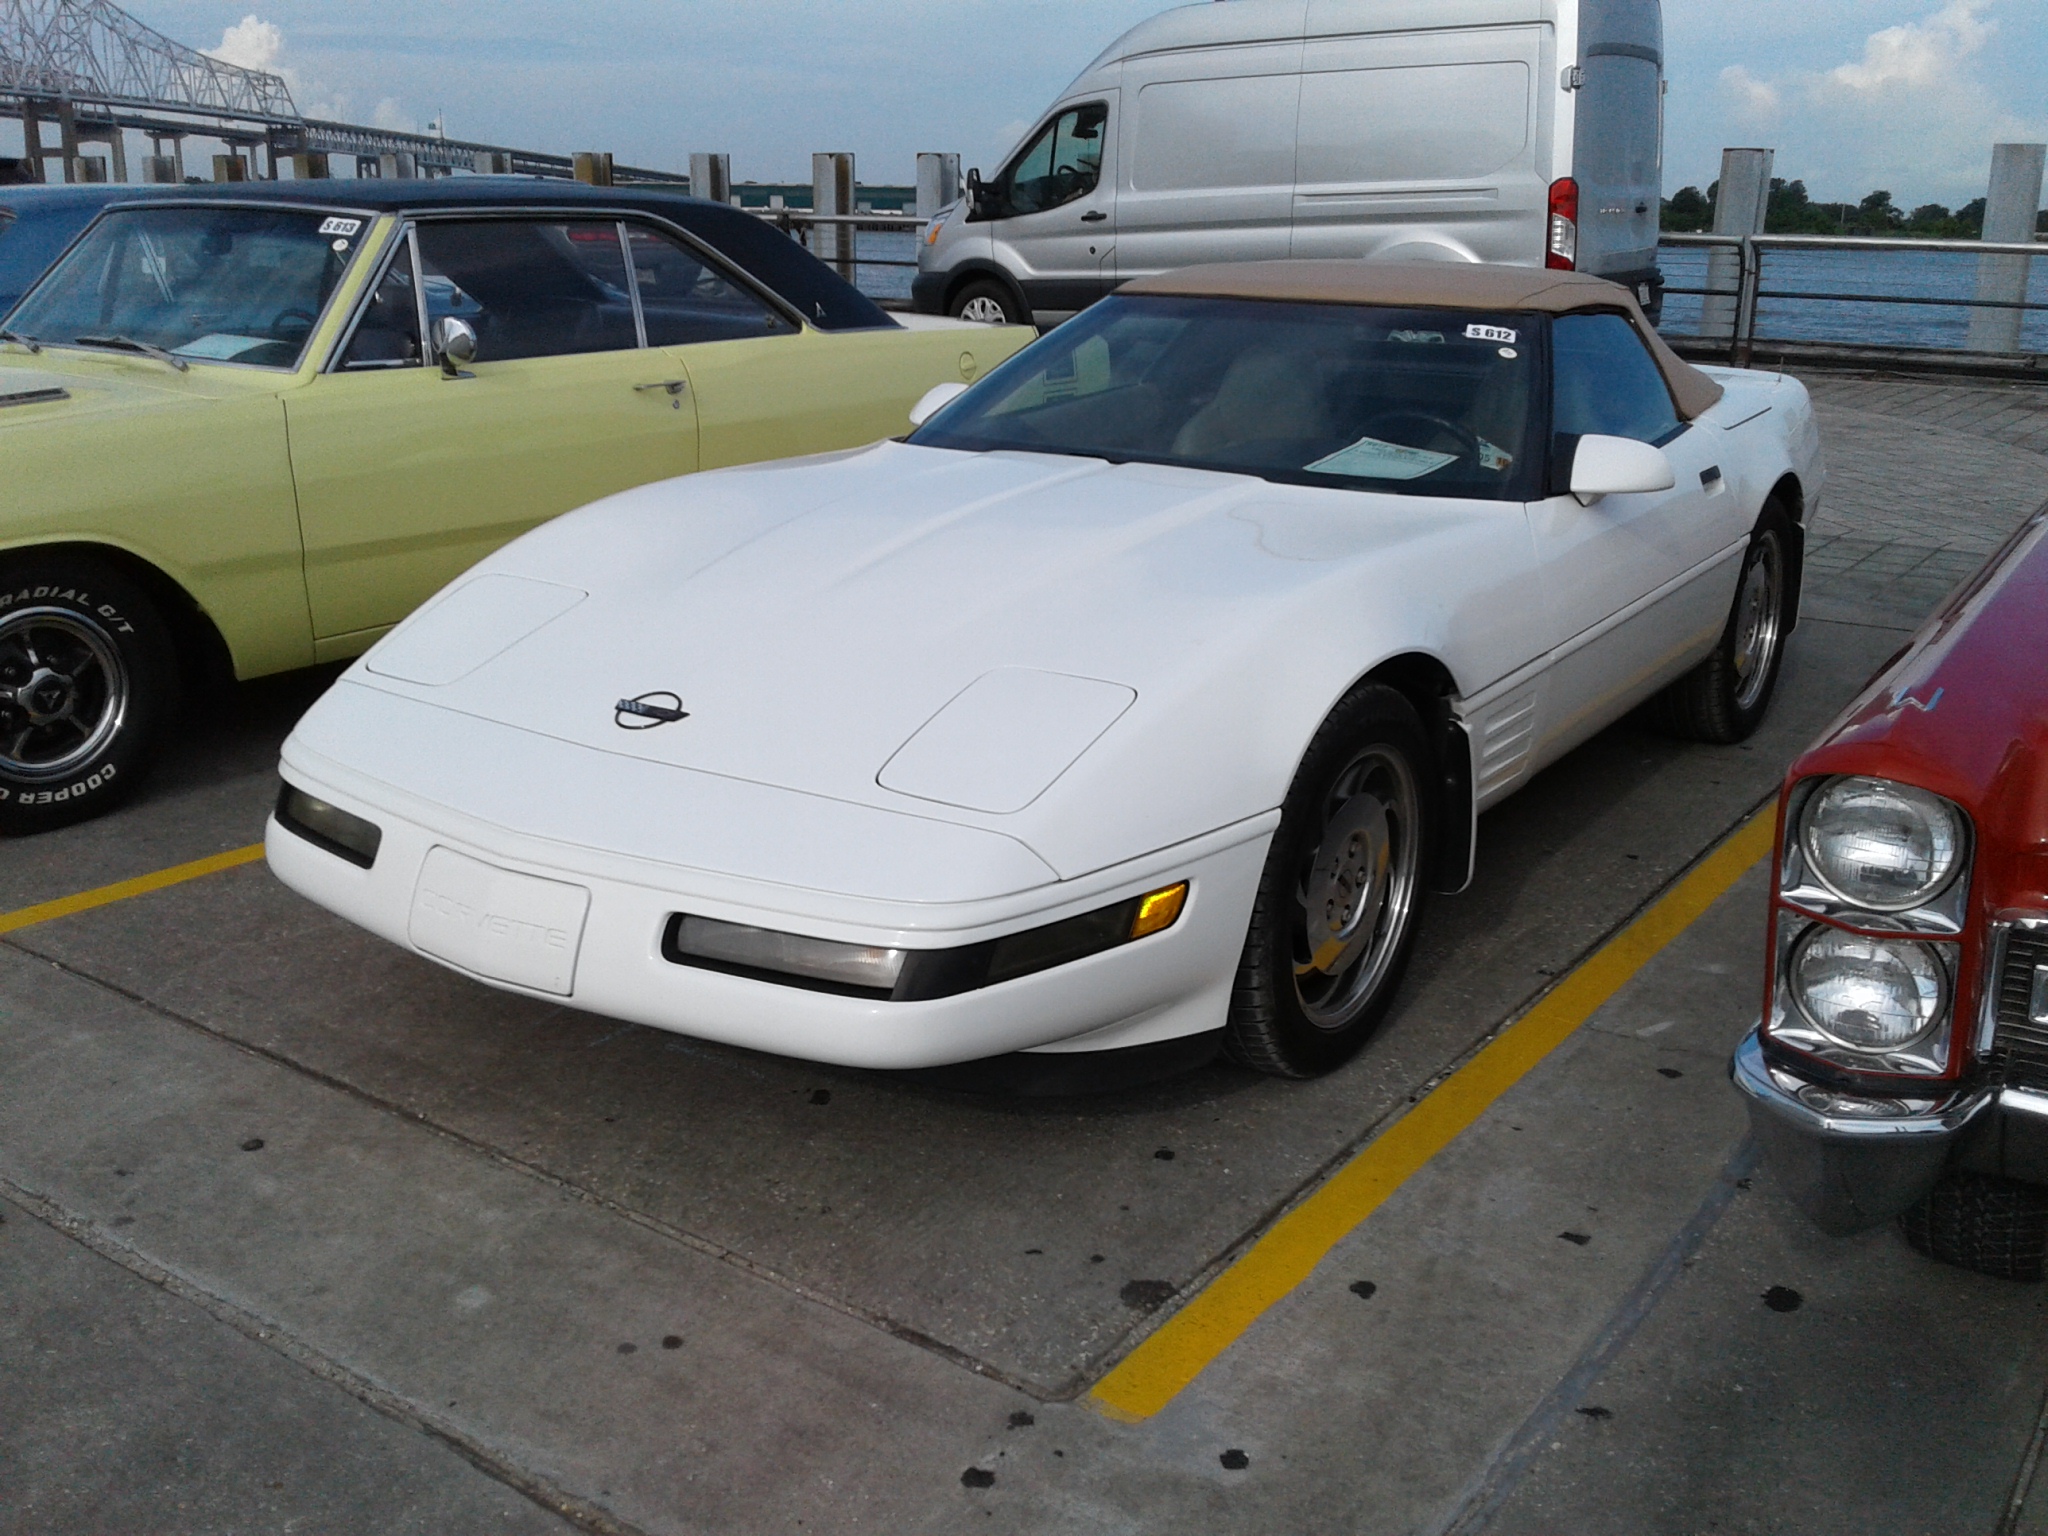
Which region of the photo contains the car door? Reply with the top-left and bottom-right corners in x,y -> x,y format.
1529,311 -> 1746,755
621,222 -> 847,469
284,216 -> 699,649
980,99 -> 1118,318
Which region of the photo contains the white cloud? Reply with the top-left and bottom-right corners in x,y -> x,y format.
371,98 -> 413,133
1824,0 -> 1994,94
1719,65 -> 1781,119
206,14 -> 283,74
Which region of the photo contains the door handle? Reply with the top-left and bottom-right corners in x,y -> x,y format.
635,379 -> 688,395
1080,210 -> 1107,223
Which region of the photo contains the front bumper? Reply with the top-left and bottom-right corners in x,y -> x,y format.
266,756 -> 1270,1071
1730,1028 -> 1995,1233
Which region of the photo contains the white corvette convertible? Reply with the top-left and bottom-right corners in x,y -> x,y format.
270,262 -> 1823,1079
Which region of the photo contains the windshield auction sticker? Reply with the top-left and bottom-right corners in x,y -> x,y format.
1464,324 -> 1518,344
318,217 -> 363,237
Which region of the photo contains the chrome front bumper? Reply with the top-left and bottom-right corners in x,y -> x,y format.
1729,1028 -> 1996,1233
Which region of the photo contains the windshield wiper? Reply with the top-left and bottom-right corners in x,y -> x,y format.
0,328 -> 39,354
72,333 -> 188,372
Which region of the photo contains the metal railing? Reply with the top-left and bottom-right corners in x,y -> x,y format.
1659,231 -> 2046,368
752,207 -> 925,273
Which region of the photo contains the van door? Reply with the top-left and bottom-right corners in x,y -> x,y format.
1291,12 -> 1545,266
1111,41 -> 1302,282
1570,1 -> 1664,295
980,97 -> 1118,321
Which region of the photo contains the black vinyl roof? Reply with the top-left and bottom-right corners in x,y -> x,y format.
90,176 -> 893,331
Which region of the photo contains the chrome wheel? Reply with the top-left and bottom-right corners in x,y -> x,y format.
1730,530 -> 1785,713
958,295 -> 1009,324
0,606 -> 129,780
1291,746 -> 1423,1029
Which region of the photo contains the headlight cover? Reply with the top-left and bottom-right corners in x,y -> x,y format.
1789,925 -> 1947,1051
1799,776 -> 1965,914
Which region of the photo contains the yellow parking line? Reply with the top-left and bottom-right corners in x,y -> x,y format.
1090,807 -> 1778,1423
0,844 -> 266,937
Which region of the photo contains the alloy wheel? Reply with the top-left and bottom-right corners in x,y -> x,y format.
1730,530 -> 1785,712
0,606 -> 129,780
1291,746 -> 1423,1030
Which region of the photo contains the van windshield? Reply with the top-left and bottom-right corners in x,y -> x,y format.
912,295 -> 1538,500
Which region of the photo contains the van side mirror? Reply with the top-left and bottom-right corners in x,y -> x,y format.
433,315 -> 477,378
908,380 -> 970,428
1568,433 -> 1675,505
965,168 -> 994,223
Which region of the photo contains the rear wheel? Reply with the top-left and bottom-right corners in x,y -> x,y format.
1226,684 -> 1435,1079
1649,501 -> 1796,744
0,555 -> 175,834
949,277 -> 1027,327
1899,1172 -> 2048,1281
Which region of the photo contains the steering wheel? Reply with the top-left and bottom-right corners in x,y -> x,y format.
1354,409 -> 1483,462
272,307 -> 318,340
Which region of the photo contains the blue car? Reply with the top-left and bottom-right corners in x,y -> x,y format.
0,183 -> 184,315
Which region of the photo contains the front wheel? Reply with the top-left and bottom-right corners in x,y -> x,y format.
1900,1172 -> 2048,1281
949,278 -> 1027,327
1649,502 -> 1797,744
0,555 -> 175,834
1226,684 -> 1435,1079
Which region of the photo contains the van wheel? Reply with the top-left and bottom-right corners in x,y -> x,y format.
0,554 -> 176,835
1225,684 -> 1434,1079
1899,1172 -> 2048,1281
950,278 -> 1027,326
1648,501 -> 1796,744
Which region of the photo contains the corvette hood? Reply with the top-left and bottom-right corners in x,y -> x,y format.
346,441 -> 1533,874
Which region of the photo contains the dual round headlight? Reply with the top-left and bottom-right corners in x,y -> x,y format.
1787,924 -> 1948,1052
1799,776 -> 1965,913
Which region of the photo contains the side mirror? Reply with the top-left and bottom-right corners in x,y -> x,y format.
908,380 -> 970,428
1568,433 -> 1676,505
433,315 -> 477,378
965,168 -> 993,222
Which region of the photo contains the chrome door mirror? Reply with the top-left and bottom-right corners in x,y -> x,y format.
907,380 -> 969,428
433,315 -> 478,377
1568,433 -> 1676,505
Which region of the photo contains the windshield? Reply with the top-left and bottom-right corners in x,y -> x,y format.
913,295 -> 1539,500
7,204 -> 365,368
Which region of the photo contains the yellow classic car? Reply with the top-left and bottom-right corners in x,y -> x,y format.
0,180 -> 1033,832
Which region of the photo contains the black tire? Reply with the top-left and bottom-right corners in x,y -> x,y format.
1648,501 -> 1798,744
0,554 -> 176,835
1225,684 -> 1436,1079
1899,1172 -> 2048,1282
949,277 -> 1028,327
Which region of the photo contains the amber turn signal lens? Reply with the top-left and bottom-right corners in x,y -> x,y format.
1130,882 -> 1188,940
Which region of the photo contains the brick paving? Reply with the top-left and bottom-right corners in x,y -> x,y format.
1792,372 -> 2048,624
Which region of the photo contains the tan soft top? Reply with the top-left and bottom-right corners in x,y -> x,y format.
1123,260 -> 1724,421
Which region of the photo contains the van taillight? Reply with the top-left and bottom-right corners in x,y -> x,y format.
1547,177 -> 1579,270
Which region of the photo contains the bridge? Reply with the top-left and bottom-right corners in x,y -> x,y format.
0,0 -> 676,184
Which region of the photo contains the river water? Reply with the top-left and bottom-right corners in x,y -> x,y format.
848,231 -> 2047,354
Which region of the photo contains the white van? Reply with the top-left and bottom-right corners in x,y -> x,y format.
913,0 -> 1665,326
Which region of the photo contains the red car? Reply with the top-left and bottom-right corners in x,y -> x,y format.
1734,499 -> 2048,1278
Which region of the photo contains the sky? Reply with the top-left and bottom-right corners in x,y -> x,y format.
99,1 -> 2048,206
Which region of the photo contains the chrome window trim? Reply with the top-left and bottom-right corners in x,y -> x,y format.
400,204 -> 813,338
617,219 -> 649,350
324,218 -> 423,375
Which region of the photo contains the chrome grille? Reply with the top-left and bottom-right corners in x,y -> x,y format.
1990,925 -> 2048,1090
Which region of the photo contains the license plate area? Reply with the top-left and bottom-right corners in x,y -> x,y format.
409,846 -> 590,996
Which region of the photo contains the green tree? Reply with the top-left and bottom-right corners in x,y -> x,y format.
1661,184 -> 1711,232
1857,189 -> 1905,231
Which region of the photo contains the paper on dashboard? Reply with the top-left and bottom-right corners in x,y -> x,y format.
1306,435 -> 1458,481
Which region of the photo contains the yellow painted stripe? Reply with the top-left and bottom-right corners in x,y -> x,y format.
0,844 -> 266,937
1091,807 -> 1777,1422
